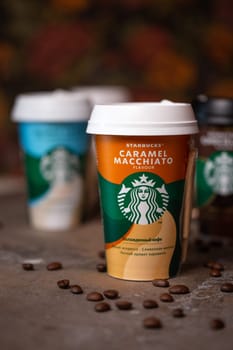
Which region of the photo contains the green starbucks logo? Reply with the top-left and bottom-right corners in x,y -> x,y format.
40,147 -> 80,183
117,173 -> 169,225
204,152 -> 233,196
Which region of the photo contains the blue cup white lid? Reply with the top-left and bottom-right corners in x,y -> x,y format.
12,90 -> 92,122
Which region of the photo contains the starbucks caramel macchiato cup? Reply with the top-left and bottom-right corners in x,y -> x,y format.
87,101 -> 198,281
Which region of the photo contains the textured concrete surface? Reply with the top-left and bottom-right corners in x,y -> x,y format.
0,194 -> 232,350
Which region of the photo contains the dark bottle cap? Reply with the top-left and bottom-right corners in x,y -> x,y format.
192,96 -> 233,126
206,98 -> 233,125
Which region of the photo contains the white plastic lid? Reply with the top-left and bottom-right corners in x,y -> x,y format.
12,90 -> 92,122
71,85 -> 130,105
87,101 -> 198,135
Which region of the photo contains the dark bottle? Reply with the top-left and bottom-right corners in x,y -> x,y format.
194,97 -> 233,238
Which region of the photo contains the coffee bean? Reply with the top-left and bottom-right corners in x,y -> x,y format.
57,279 -> 70,289
210,240 -> 223,248
143,317 -> 162,329
87,292 -> 104,302
210,269 -> 222,277
169,285 -> 190,294
70,285 -> 83,294
210,319 -> 225,330
196,242 -> 210,253
204,261 -> 224,271
220,283 -> 233,293
103,289 -> 119,299
115,300 -> 132,310
172,308 -> 185,318
47,262 -> 63,271
143,299 -> 158,309
22,263 -> 34,271
98,250 -> 106,259
152,279 -> 170,288
95,302 -> 111,312
96,263 -> 107,272
204,261 -> 216,268
211,262 -> 224,271
159,293 -> 174,302
195,238 -> 204,247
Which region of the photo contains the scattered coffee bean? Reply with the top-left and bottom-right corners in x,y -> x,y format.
210,319 -> 225,330
210,240 -> 223,248
70,285 -> 83,294
195,238 -> 204,246
210,269 -> 222,277
196,241 -> 210,253
98,250 -> 106,259
169,285 -> 190,294
95,302 -> 111,312
87,292 -> 104,302
152,279 -> 170,288
103,289 -> 119,299
204,261 -> 224,271
143,299 -> 158,309
204,261 -> 216,268
172,308 -> 185,318
46,262 -> 63,271
220,283 -> 233,293
96,263 -> 107,272
115,300 -> 132,310
211,262 -> 224,271
200,244 -> 210,253
159,293 -> 174,302
57,279 -> 70,289
143,317 -> 162,329
22,263 -> 34,271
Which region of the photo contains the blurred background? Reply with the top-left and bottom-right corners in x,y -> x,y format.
0,0 -> 232,180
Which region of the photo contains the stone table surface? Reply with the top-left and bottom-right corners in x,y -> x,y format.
0,194 -> 232,350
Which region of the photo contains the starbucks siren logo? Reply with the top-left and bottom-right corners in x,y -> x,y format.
117,173 -> 169,225
40,147 -> 80,183
204,152 -> 233,196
